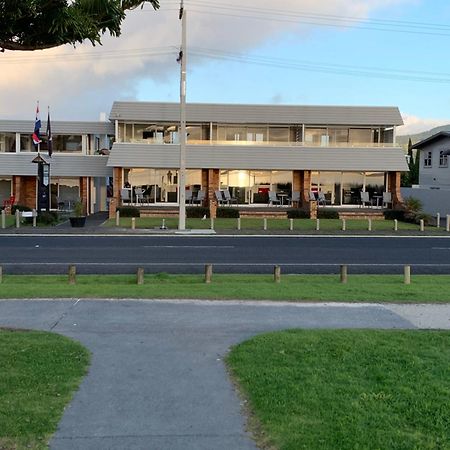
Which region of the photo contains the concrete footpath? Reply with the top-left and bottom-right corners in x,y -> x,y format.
0,300 -> 449,450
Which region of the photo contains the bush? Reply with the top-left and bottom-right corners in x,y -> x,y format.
287,209 -> 310,219
116,206 -> 140,217
404,196 -> 423,213
217,207 -> 240,218
384,210 -> 405,221
187,206 -> 209,218
317,210 -> 339,219
37,211 -> 59,225
11,204 -> 32,214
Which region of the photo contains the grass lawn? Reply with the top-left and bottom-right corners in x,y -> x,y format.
0,329 -> 90,450
1,274 -> 450,302
103,217 -> 424,232
227,329 -> 450,450
1,215 -> 15,228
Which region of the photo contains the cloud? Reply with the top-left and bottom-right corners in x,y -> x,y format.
398,113 -> 450,136
0,0 -> 413,120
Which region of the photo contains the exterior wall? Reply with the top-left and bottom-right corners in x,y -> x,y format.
418,138 -> 450,188
388,171 -> 403,209
80,177 -> 89,215
13,176 -> 36,209
401,186 -> 450,217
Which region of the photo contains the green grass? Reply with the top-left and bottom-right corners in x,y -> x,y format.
1,274 -> 450,302
227,329 -> 450,450
0,329 -> 90,450
103,217 -> 427,232
2,215 -> 15,228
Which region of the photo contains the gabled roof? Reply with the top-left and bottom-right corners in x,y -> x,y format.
412,131 -> 450,149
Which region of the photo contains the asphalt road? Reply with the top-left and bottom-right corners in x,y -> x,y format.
2,299 -> 446,450
1,235 -> 450,274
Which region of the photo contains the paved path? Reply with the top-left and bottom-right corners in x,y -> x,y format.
0,300 -> 449,450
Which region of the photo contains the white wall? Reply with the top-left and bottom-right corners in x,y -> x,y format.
401,186 -> 450,217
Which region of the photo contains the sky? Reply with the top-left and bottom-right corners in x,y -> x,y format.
2,0 -> 450,135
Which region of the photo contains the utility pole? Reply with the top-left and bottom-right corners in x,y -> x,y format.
178,0 -> 187,230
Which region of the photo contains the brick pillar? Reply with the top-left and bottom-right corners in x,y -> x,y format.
14,176 -> 37,210
109,198 -> 117,219
113,167 -> 123,206
12,175 -> 21,205
388,171 -> 404,209
292,170 -> 301,208
299,170 -> 311,208
206,169 -> 220,218
80,177 -> 89,215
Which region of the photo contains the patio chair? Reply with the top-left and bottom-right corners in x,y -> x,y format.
215,190 -> 226,205
134,187 -> 144,204
309,191 -> 317,202
268,191 -> 281,206
192,190 -> 205,206
382,192 -> 392,209
317,192 -> 327,206
120,188 -> 131,204
360,191 -> 371,208
223,188 -> 238,205
287,191 -> 300,205
185,189 -> 193,204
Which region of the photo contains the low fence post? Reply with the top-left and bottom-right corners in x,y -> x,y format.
15,210 -> 20,228
210,218 -> 215,230
420,219 -> 424,232
342,218 -> 346,231
1,209 -> 5,229
446,215 -> 450,232
316,218 -> 320,231
68,265 -> 76,285
136,267 -> 144,285
274,265 -> 281,283
263,218 -> 267,231
368,218 -> 372,232
115,210 -> 120,227
0,266 -> 2,284
340,264 -> 348,284
237,217 -> 241,231
436,213 -> 440,228
205,264 -> 212,283
32,209 -> 37,227
394,219 -> 398,231
404,265 -> 411,285
131,217 -> 136,230
289,218 -> 293,231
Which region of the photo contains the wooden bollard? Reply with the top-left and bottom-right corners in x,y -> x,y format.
446,215 -> 450,232
420,219 -> 424,232
274,265 -> 281,283
32,209 -> 37,227
404,265 -> 411,285
368,218 -> 372,232
237,217 -> 241,231
116,210 -> 120,227
131,217 -> 136,230
210,218 -> 214,230
1,209 -> 5,229
205,264 -> 212,283
316,218 -> 320,231
342,219 -> 346,231
263,218 -> 267,231
136,267 -> 144,285
436,213 -> 440,228
0,266 -> 2,284
15,209 -> 20,228
68,265 -> 76,285
289,218 -> 293,231
394,219 -> 398,231
340,264 -> 348,284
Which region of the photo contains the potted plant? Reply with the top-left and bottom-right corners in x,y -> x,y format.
69,201 -> 87,227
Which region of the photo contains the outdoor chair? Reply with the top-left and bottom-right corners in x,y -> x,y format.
215,190 -> 226,205
309,191 -> 317,202
120,188 -> 131,204
317,192 -> 327,206
360,191 -> 371,208
185,189 -> 193,204
382,192 -> 392,209
287,191 -> 300,205
134,187 -> 144,204
223,188 -> 238,205
192,190 -> 205,206
268,191 -> 281,206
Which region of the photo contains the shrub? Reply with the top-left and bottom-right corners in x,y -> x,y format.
384,210 -> 405,221
37,211 -> 59,225
187,206 -> 209,218
317,210 -> 339,219
404,196 -> 423,213
287,209 -> 310,219
11,204 -> 32,214
217,207 -> 240,218
116,206 -> 140,217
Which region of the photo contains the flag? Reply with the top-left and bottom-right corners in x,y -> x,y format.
46,108 -> 53,157
32,102 -> 42,146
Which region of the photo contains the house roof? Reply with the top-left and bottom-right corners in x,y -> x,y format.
109,101 -> 404,126
412,131 -> 450,149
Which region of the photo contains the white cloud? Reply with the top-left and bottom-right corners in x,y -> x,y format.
398,113 -> 450,136
0,0 -> 413,120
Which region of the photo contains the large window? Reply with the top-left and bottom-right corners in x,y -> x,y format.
424,151 -> 432,167
0,178 -> 12,204
0,133 -> 16,152
305,128 -> 328,146
50,178 -> 80,209
349,128 -> 373,145
439,150 -> 448,167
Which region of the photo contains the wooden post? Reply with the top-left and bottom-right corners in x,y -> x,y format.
420,219 -> 424,232
263,218 -> 267,231
0,266 -> 2,284
131,217 -> 136,230
446,215 -> 450,232
289,218 -> 293,231
32,209 -> 37,227
15,209 -> 20,228
274,265 -> 281,283
1,210 -> 5,229
210,218 -> 215,230
237,217 -> 241,231
394,219 -> 398,231
404,265 -> 411,285
436,213 -> 440,228
205,264 -> 212,283
340,264 -> 348,284
316,218 -> 320,231
342,218 -> 346,231
68,265 -> 76,285
115,210 -> 120,227
137,267 -> 144,285
368,218 -> 372,232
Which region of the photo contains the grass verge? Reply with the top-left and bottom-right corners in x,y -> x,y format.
1,274 -> 450,302
226,329 -> 450,450
0,329 -> 90,450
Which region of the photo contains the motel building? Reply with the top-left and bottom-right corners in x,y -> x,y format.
0,101 -> 407,217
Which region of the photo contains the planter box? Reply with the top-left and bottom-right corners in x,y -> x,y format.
69,216 -> 87,227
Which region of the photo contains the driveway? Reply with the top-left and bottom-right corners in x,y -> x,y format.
0,299 -> 449,450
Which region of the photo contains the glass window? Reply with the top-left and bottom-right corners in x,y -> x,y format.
328,129 -> 349,146
349,129 -> 372,144
439,150 -> 448,167
0,178 -> 12,205
0,133 -> 15,152
424,151 -> 432,167
187,125 -> 202,142
269,127 -> 289,143
305,128 -> 328,146
247,127 -> 267,142
20,135 -> 33,152
51,135 -> 82,152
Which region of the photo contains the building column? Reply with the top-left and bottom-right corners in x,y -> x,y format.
80,177 -> 89,215
292,170 -> 301,208
204,168 -> 220,218
113,167 -> 123,206
12,176 -> 21,205
388,171 -> 404,209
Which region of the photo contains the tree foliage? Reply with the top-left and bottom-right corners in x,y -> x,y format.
401,138 -> 420,187
0,0 -> 159,52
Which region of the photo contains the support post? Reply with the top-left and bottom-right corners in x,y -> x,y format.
436,213 -> 440,228
210,217 -> 214,230
0,266 -> 2,284
263,218 -> 267,231
316,218 -> 320,231
274,265 -> 281,283
342,218 -> 346,231
15,209 -> 20,228
446,215 -> 450,232
32,209 -> 37,227
137,267 -> 144,285
131,217 -> 136,230
420,219 -> 424,232
68,265 -> 76,285
237,217 -> 241,231
394,219 -> 398,231
340,264 -> 348,284
1,210 -> 5,229
205,264 -> 212,283
404,265 -> 411,285
368,218 -> 372,232
289,218 -> 293,231
116,210 -> 120,227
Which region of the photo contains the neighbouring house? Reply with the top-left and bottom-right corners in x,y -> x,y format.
1,101 -> 407,216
